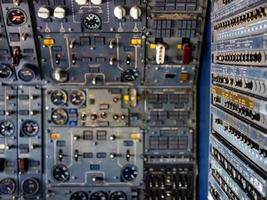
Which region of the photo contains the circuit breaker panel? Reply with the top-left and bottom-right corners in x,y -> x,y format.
209,1 -> 267,200
0,0 -> 207,199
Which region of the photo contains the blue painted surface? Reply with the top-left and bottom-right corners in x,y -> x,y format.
198,1 -> 211,200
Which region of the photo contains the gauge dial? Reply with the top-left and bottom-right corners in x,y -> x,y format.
51,90 -> 68,106
21,120 -> 39,137
121,69 -> 139,82
82,13 -> 102,30
70,191 -> 88,200
51,108 -> 68,125
0,64 -> 13,79
0,120 -> 15,137
69,90 -> 86,106
22,178 -> 40,195
121,165 -> 138,181
53,164 -> 70,182
90,191 -> 107,200
110,191 -> 127,200
18,68 -> 35,82
0,178 -> 16,195
7,8 -> 27,26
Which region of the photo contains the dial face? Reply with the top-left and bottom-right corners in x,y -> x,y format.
121,69 -> 139,82
21,120 -> 39,137
53,164 -> 70,182
109,191 -> 127,200
51,90 -> 68,106
0,120 -> 15,137
69,90 -> 86,106
7,8 -> 27,26
18,68 -> 35,82
51,109 -> 68,125
90,192 -> 107,200
0,64 -> 13,79
22,178 -> 39,195
121,165 -> 138,181
70,191 -> 88,200
0,178 -> 16,195
82,13 -> 102,30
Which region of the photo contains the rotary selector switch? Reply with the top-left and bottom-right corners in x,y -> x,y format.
91,0 -> 102,5
53,164 -> 70,182
37,7 -> 50,19
114,5 -> 126,20
0,178 -> 16,195
54,6 -> 66,19
75,0 -> 88,5
0,64 -> 12,79
22,178 -> 40,195
130,6 -> 142,20
51,68 -> 69,82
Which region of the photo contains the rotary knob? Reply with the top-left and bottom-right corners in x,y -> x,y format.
75,0 -> 88,5
130,6 -> 142,20
54,6 -> 66,19
37,7 -> 50,19
114,5 -> 126,20
91,0 -> 102,5
0,64 -> 12,79
51,68 -> 68,83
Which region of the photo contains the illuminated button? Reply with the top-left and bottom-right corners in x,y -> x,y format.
180,72 -> 189,81
130,132 -> 141,140
176,44 -> 183,49
131,38 -> 142,45
37,7 -> 50,19
43,38 -> 55,46
149,43 -> 156,49
123,95 -> 130,102
51,133 -> 61,140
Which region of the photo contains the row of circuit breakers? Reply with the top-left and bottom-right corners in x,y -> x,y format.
209,0 -> 267,200
0,0 -> 207,200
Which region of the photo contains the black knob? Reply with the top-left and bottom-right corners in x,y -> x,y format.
245,81 -> 253,90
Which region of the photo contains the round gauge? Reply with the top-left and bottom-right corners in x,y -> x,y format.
121,69 -> 139,82
69,90 -> 86,106
22,178 -> 39,195
82,13 -> 102,30
70,191 -> 88,200
109,191 -> 127,200
51,90 -> 68,106
121,165 -> 138,181
52,164 -> 70,182
18,68 -> 35,82
21,120 -> 39,137
0,120 -> 15,137
51,109 -> 68,125
90,191 -> 107,200
0,64 -> 13,79
7,8 -> 27,26
0,178 -> 16,195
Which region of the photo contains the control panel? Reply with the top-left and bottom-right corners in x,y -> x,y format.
0,0 -> 207,199
209,1 -> 267,200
